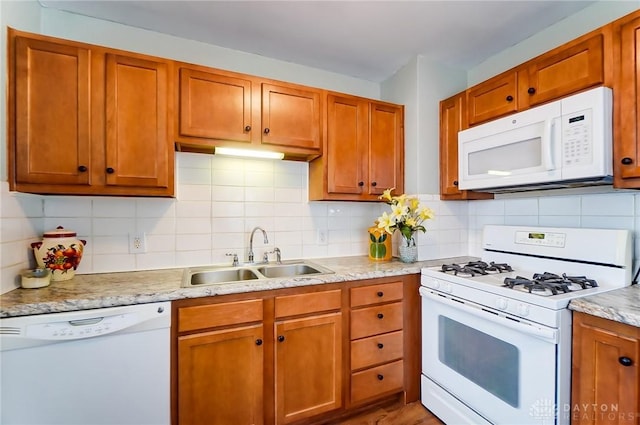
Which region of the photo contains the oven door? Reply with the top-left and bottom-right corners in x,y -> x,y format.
420,287 -> 559,425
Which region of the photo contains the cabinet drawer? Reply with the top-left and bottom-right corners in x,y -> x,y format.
350,281 -> 403,307
350,360 -> 404,404
178,299 -> 263,332
351,330 -> 403,370
275,289 -> 341,318
350,302 -> 403,340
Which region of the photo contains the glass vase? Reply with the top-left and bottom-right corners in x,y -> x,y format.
398,235 -> 418,263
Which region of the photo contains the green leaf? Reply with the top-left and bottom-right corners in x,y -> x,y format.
370,233 -> 377,243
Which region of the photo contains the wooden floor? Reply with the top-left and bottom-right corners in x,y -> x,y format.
331,401 -> 444,425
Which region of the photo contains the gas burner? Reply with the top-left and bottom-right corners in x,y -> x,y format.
503,272 -> 599,296
441,261 -> 513,277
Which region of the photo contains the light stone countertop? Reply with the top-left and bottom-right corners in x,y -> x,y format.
0,256 -> 469,318
569,285 -> 640,328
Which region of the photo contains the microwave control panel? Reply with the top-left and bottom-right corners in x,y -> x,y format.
561,108 -> 592,167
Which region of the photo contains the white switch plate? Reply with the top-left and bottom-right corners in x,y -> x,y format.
316,229 -> 327,245
129,233 -> 147,253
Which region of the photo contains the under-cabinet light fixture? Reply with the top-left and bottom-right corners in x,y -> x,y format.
214,147 -> 285,160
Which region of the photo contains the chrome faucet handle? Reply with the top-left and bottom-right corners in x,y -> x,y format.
225,253 -> 239,266
273,247 -> 282,264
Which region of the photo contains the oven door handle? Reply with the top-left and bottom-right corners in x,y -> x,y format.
420,287 -> 558,343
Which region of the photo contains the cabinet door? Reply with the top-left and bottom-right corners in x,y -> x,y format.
439,93 -> 493,201
326,94 -> 368,195
275,312 -> 342,424
525,33 -> 604,108
261,83 -> 321,152
178,68 -> 253,143
572,313 -> 639,425
467,72 -> 518,126
178,324 -> 264,425
105,54 -> 171,190
13,36 -> 91,186
369,102 -> 404,196
615,14 -> 640,187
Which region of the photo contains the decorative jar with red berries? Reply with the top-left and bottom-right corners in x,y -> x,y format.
31,226 -> 86,282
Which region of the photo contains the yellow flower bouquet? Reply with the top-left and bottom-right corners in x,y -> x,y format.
376,188 -> 435,251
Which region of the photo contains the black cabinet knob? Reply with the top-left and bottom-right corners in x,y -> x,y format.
277,335 -> 285,342
453,180 -> 459,186
255,339 -> 263,346
264,128 -> 270,134
377,374 -> 384,381
528,87 -> 536,95
377,313 -> 384,319
622,157 -> 633,165
78,165 -> 88,172
619,356 -> 633,366
377,291 -> 384,297
505,95 -> 514,102
244,125 -> 251,132
106,167 -> 115,174
371,182 -> 377,187
377,343 -> 384,349
358,181 -> 364,187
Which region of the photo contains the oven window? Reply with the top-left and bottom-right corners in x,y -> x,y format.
439,316 -> 519,407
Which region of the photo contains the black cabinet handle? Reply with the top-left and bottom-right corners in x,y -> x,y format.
622,157 -> 633,165
371,182 -> 377,187
377,313 -> 384,319
619,356 -> 633,366
528,87 -> 536,95
244,125 -> 251,132
377,374 -> 384,381
78,165 -> 88,172
277,335 -> 285,342
453,180 -> 459,186
255,339 -> 263,346
377,291 -> 384,297
377,343 -> 384,349
264,128 -> 270,134
506,95 -> 514,102
106,167 -> 115,174
358,181 -> 364,187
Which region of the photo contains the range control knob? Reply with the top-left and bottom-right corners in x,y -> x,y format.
431,280 -> 441,290
496,298 -> 508,310
517,303 -> 530,317
443,283 -> 453,294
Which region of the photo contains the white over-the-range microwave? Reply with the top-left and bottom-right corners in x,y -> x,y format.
458,86 -> 612,193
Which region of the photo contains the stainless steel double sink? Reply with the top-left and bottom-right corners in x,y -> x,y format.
182,260 -> 334,287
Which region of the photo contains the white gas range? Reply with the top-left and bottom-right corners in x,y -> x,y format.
420,225 -> 633,425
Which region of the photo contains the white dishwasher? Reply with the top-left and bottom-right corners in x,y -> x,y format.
0,301 -> 171,425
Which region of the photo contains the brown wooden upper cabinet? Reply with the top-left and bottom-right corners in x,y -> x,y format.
439,92 -> 493,200
309,93 -> 404,201
8,28 -> 174,197
613,10 -> 640,189
467,30 -> 606,126
175,64 -> 322,160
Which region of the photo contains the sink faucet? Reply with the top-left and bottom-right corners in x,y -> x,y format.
248,227 -> 269,263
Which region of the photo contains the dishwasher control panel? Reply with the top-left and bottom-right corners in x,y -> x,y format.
25,313 -> 139,340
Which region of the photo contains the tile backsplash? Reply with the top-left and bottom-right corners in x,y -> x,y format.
3,152 -> 640,295
0,153 -> 467,294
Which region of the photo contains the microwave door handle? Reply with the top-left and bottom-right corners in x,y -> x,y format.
541,118 -> 556,171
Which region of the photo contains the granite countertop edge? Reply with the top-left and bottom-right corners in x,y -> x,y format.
568,285 -> 640,328
0,256 -> 470,318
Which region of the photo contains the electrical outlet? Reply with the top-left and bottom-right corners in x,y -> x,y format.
129,233 -> 147,253
316,229 -> 327,245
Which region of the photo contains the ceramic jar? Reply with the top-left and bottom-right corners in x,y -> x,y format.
368,226 -> 392,261
31,226 -> 86,281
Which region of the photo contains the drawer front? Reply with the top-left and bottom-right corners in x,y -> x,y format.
351,330 -> 403,370
350,360 -> 404,404
350,281 -> 403,307
350,302 -> 403,340
178,299 -> 263,332
274,289 -> 342,318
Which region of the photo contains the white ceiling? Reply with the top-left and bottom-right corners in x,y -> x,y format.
39,0 -> 596,82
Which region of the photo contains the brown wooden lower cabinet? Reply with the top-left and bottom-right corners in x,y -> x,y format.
172,274 -> 420,425
571,311 -> 640,425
